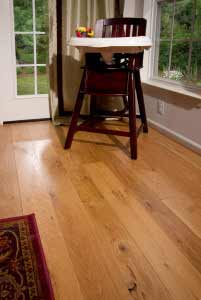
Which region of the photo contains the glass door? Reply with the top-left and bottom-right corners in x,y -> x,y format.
0,0 -> 50,122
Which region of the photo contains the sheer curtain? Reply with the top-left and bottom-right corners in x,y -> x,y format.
48,0 -> 115,123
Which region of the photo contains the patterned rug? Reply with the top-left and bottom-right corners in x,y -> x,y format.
0,214 -> 54,300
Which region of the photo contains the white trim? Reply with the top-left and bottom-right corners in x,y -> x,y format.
148,76 -> 201,94
32,0 -> 37,95
16,94 -> 48,99
15,31 -> 45,34
148,119 -> 201,155
143,79 -> 201,100
10,0 -> 17,99
142,0 -> 156,81
16,64 -> 46,67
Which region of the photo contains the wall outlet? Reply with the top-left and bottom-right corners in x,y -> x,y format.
157,100 -> 165,115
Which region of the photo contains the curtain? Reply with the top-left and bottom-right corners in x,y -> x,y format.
48,0 -> 115,124
123,0 -> 143,17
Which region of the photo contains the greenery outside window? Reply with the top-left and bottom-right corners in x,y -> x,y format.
154,0 -> 201,88
14,0 -> 48,96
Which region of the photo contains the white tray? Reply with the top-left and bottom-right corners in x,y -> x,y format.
68,36 -> 152,63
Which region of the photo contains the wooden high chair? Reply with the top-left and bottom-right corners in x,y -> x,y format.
64,18 -> 148,159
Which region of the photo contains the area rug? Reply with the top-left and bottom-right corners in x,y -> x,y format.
0,214 -> 54,300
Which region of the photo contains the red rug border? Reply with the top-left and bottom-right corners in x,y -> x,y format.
0,213 -> 55,300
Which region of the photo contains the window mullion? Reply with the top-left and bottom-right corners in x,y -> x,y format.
16,64 -> 46,67
187,0 -> 196,80
154,1 -> 162,77
15,31 -> 46,35
168,0 -> 176,76
32,0 -> 37,95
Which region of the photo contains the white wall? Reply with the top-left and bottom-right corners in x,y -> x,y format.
144,92 -> 201,150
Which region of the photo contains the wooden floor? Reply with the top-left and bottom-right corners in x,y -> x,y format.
1,120 -> 201,300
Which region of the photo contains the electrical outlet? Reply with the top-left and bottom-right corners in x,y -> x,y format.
157,100 -> 165,115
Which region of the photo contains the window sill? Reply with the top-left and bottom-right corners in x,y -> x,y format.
15,94 -> 48,99
142,79 -> 201,103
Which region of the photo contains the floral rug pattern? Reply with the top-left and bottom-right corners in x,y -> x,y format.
0,215 -> 54,300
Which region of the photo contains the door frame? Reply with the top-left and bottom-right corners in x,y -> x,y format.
0,0 -> 50,123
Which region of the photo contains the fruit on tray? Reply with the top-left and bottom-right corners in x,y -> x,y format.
76,26 -> 94,37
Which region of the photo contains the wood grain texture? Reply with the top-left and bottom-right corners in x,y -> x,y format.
0,120 -> 201,300
0,125 -> 22,217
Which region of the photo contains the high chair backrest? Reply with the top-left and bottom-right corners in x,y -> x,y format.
94,18 -> 146,38
94,18 -> 147,70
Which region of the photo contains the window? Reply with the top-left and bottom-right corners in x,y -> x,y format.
13,0 -> 48,96
154,0 -> 201,88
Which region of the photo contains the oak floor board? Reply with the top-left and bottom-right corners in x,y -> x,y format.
29,139 -> 127,300
94,149 -> 201,274
67,164 -> 173,300
10,136 -> 84,300
0,125 -> 22,218
33,121 -> 201,293
163,196 -> 201,240
85,161 -> 201,300
41,133 -> 172,300
111,141 -> 201,245
148,128 -> 201,171
141,141 -> 201,196
0,120 -> 200,300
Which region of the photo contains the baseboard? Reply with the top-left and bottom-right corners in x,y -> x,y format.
3,118 -> 51,124
148,119 -> 201,155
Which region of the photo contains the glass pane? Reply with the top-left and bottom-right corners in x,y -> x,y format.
170,42 -> 189,82
17,67 -> 35,95
14,0 -> 33,32
37,67 -> 48,94
158,41 -> 170,78
194,1 -> 201,39
15,34 -> 34,64
174,0 -> 193,39
35,0 -> 48,32
36,35 -> 48,64
190,41 -> 201,87
157,0 -> 201,88
160,2 -> 173,40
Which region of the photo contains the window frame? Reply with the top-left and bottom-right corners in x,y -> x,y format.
13,0 -> 48,98
143,0 -> 201,93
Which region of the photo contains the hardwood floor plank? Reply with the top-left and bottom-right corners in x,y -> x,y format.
30,121 -> 201,276
163,196 -> 201,239
67,165 -> 173,300
88,147 -> 201,275
85,161 -> 201,300
27,139 -> 126,300
0,125 -> 22,218
1,121 -> 200,300
11,138 -> 84,300
35,128 -> 172,299
149,128 -> 201,171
